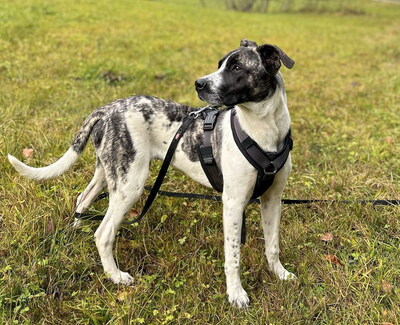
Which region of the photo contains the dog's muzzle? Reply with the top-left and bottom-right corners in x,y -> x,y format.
195,77 -> 225,107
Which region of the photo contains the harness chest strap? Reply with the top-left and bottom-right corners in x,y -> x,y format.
230,109 -> 293,177
198,108 -> 293,200
197,109 -> 224,192
230,109 -> 293,199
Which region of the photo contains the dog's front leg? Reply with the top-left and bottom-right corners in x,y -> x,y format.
260,162 -> 296,280
222,195 -> 250,308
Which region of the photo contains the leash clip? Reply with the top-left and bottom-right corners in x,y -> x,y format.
189,105 -> 223,119
189,106 -> 211,119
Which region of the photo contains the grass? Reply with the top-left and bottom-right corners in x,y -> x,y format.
0,0 -> 399,323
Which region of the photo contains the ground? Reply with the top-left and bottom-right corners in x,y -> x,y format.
0,0 -> 399,324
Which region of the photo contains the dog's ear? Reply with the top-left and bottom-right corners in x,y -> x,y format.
240,39 -> 258,48
257,44 -> 295,75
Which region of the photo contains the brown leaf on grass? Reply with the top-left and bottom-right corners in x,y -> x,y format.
324,254 -> 344,266
45,219 -> 55,235
22,148 -> 34,158
385,136 -> 393,145
117,291 -> 128,302
320,232 -> 334,242
129,209 -> 139,218
381,280 -> 393,293
154,73 -> 167,81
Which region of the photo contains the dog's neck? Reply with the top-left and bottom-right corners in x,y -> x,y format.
235,74 -> 290,152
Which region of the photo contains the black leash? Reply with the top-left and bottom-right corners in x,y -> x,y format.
74,107 -> 400,244
146,188 -> 400,206
75,185 -> 400,222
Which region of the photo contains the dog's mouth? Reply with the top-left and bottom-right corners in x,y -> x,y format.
196,91 -> 225,107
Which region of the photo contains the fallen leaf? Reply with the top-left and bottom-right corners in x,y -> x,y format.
154,73 -> 167,81
129,209 -> 139,218
22,148 -> 34,158
320,232 -> 334,242
324,254 -> 344,266
117,291 -> 128,302
45,219 -> 55,235
385,136 -> 393,145
381,280 -> 393,293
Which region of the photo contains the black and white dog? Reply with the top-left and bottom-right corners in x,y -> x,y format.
8,39 -> 295,308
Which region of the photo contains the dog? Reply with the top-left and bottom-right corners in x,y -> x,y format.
8,39 -> 295,308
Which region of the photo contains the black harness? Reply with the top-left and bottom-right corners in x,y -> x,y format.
75,106 -> 293,244
197,107 -> 293,199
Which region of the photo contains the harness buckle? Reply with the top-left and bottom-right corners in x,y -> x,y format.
203,110 -> 219,131
203,156 -> 215,165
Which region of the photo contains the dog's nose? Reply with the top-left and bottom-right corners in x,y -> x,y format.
195,78 -> 208,91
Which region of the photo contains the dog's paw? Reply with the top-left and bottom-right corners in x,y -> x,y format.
109,271 -> 134,285
278,270 -> 297,281
228,288 -> 250,308
72,218 -> 83,228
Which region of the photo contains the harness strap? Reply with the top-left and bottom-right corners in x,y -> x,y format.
231,109 -> 292,176
197,109 -> 224,192
230,109 -> 293,199
130,113 -> 198,224
196,109 -> 248,244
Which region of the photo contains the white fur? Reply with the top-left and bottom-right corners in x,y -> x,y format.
8,148 -> 79,180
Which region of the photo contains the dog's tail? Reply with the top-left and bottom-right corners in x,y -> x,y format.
8,109 -> 105,180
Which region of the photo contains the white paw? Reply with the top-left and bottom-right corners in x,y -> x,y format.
109,271 -> 134,285
76,193 -> 84,207
228,287 -> 250,308
278,270 -> 297,281
72,218 -> 83,228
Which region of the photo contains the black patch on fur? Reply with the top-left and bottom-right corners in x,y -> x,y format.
198,47 -> 279,107
95,99 -> 136,191
72,109 -> 105,153
163,101 -> 192,123
181,119 -> 204,162
140,105 -> 155,123
217,48 -> 277,105
135,96 -> 156,123
92,119 -> 105,148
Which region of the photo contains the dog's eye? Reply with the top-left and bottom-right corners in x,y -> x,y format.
232,65 -> 241,72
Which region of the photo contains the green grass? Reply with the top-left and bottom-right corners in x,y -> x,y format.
1,0 -> 399,324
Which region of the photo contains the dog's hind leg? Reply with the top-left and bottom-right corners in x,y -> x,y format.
94,161 -> 149,285
73,161 -> 106,227
260,161 -> 296,280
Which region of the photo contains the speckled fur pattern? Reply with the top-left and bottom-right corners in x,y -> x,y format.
8,39 -> 295,309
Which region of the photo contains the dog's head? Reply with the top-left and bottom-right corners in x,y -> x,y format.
195,39 -> 294,107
